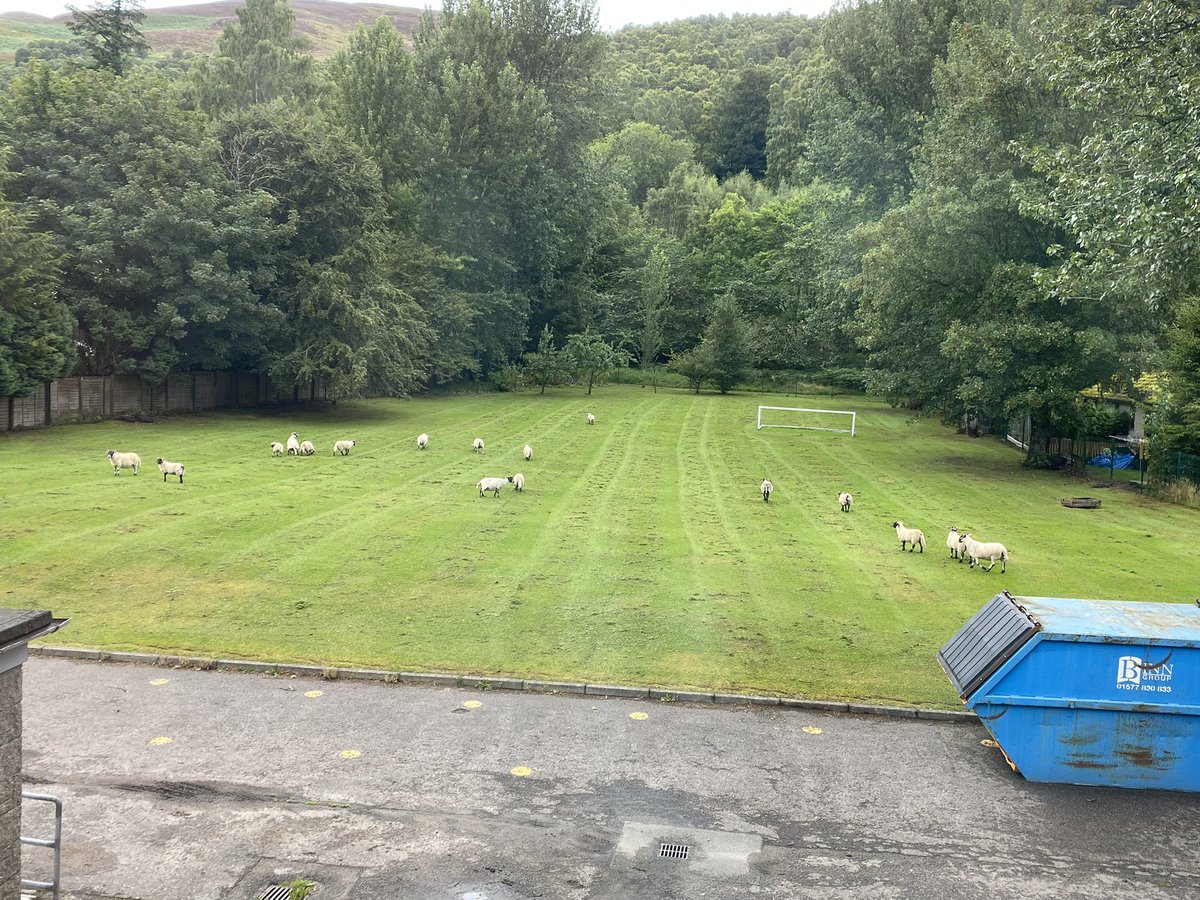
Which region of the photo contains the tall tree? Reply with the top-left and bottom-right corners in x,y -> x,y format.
0,184 -> 74,396
522,324 -> 566,393
193,0 -> 318,111
66,0 -> 149,76
703,291 -> 752,393
638,246 -> 667,389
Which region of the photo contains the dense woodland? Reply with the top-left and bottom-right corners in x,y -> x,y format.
1,0 -> 1198,456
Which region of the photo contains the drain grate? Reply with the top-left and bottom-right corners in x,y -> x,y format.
258,886 -> 293,900
659,843 -> 691,860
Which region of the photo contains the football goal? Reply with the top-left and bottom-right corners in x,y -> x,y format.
757,406 -> 857,436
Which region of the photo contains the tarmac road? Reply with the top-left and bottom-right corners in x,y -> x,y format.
18,657 -> 1200,899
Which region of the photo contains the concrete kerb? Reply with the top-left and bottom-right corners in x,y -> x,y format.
28,645 -> 976,723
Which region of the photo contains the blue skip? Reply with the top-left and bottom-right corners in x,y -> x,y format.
939,592 -> 1200,792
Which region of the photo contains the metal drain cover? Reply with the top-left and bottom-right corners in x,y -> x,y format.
659,843 -> 691,860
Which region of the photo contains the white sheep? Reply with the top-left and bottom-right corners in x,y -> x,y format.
760,479 -> 773,502
839,491 -> 853,513
286,433 -> 301,455
299,440 -> 316,456
334,439 -> 356,456
958,533 -> 1009,573
473,438 -> 485,454
477,476 -> 507,497
106,450 -> 140,476
417,433 -> 429,451
508,473 -> 525,492
270,442 -> 285,457
892,521 -> 926,553
156,457 -> 184,484
523,444 -> 533,461
586,413 -> 595,425
946,526 -> 962,560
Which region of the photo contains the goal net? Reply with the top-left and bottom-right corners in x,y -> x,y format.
757,406 -> 856,436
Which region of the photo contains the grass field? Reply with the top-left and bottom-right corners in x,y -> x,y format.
3,385 -> 1198,708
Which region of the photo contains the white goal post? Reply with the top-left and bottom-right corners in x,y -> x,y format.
757,406 -> 857,436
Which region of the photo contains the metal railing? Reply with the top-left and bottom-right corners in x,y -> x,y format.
20,791 -> 61,900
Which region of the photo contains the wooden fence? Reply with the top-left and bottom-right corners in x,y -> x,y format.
2,371 -> 328,431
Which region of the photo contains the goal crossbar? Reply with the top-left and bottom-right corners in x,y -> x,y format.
757,406 -> 856,436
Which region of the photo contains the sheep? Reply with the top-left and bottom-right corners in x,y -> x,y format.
946,526 -> 962,560
287,432 -> 301,455
523,444 -> 533,461
892,521 -> 926,553
106,450 -> 140,476
760,479 -> 773,502
586,413 -> 596,425
271,442 -> 285,457
156,457 -> 184,484
477,476 -> 507,497
473,438 -> 485,454
334,439 -> 356,456
508,473 -> 525,492
417,433 -> 429,451
958,533 -> 1009,573
839,491 -> 853,513
299,440 -> 316,456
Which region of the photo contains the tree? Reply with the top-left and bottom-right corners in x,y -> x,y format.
0,192 -> 74,396
564,328 -> 625,394
669,344 -> 713,394
193,0 -> 318,111
67,0 -> 149,75
522,324 -> 566,393
703,292 -> 752,393
638,246 -> 667,390
703,65 -> 772,181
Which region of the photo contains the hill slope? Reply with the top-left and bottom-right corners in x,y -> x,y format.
0,0 -> 424,63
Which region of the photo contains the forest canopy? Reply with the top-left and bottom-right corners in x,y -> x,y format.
1,0 -> 1197,453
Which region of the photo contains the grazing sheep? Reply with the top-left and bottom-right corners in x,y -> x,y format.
892,521 -> 926,553
760,479 -> 773,502
523,444 -> 533,461
334,439 -> 356,456
287,432 -> 301,455
958,533 -> 1009,573
946,526 -> 962,560
271,442 -> 285,457
472,437 -> 485,454
586,413 -> 596,425
299,440 -> 316,456
839,491 -> 853,513
417,433 -> 429,451
106,450 -> 140,476
508,473 -> 525,492
477,476 -> 507,497
156,458 -> 184,484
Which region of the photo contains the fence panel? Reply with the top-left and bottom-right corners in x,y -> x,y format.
4,371 -> 327,431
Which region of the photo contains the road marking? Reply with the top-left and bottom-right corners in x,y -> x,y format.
149,736 -> 172,746
304,690 -> 324,698
340,749 -> 361,759
149,678 -> 169,686
510,766 -> 532,777
463,700 -> 483,709
802,726 -> 822,735
629,712 -> 648,720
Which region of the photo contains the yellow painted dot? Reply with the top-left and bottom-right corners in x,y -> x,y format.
629,712 -> 649,721
510,766 -> 532,778
802,726 -> 823,735
149,736 -> 172,746
339,749 -> 361,760
149,678 -> 169,686
304,690 -> 324,698
980,739 -> 999,749
463,700 -> 483,709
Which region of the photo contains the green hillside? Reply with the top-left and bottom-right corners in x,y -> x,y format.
0,0 -> 423,64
